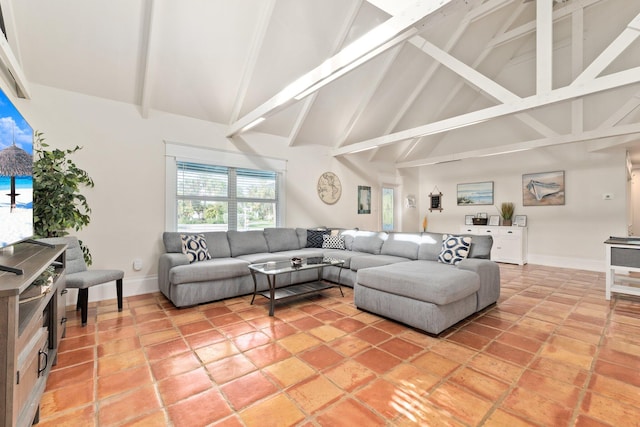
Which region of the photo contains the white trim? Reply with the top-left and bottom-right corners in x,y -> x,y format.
68,275 -> 160,306
164,141 -> 287,231
526,254 -> 605,272
165,141 -> 287,172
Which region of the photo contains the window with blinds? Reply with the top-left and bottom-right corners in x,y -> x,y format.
176,161 -> 278,231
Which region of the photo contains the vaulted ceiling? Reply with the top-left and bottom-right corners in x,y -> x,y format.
2,0 -> 640,166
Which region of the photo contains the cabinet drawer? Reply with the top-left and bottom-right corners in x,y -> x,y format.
496,228 -> 522,237
459,226 -> 478,234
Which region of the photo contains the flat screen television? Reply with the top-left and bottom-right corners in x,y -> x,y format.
0,88 -> 34,252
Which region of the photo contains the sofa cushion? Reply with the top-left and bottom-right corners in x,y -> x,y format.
170,258 -> 250,284
264,228 -> 301,252
181,234 -> 212,263
163,232 -> 231,258
339,229 -> 358,250
461,234 -> 493,259
296,228 -> 308,248
417,232 -> 444,261
202,232 -> 232,258
349,254 -> 410,271
321,250 -> 366,269
227,230 -> 269,256
381,233 -> 420,260
438,235 -> 471,265
356,261 -> 480,305
323,234 -> 345,250
306,229 -> 329,248
352,231 -> 387,254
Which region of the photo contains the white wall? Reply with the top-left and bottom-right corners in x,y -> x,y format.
14,84 -> 394,301
417,143 -> 628,271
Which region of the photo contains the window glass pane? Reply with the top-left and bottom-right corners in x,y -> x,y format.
237,202 -> 275,231
237,168 -> 276,199
382,187 -> 394,231
178,200 -> 228,232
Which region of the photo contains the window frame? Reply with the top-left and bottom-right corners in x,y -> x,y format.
165,142 -> 287,231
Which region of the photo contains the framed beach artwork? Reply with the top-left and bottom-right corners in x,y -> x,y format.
358,185 -> 371,214
522,171 -> 565,206
457,181 -> 493,205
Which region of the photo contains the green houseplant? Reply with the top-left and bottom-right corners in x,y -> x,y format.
33,131 -> 95,264
498,202 -> 515,226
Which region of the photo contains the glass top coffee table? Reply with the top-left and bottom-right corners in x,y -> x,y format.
249,256 -> 344,316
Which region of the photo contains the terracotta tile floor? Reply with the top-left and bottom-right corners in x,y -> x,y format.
39,264 -> 640,426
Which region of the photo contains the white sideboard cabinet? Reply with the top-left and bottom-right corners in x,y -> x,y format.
459,225 -> 528,265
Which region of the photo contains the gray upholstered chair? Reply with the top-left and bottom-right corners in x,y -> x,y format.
40,236 -> 124,326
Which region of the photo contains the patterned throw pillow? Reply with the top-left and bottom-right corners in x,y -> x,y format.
307,229 -> 329,248
438,234 -> 471,265
322,234 -> 345,250
181,234 -> 212,263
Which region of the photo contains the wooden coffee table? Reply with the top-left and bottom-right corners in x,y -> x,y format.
249,257 -> 344,316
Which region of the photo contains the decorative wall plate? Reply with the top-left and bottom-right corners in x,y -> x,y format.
317,172 -> 342,204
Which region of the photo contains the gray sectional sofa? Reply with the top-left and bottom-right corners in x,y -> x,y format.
158,227 -> 500,334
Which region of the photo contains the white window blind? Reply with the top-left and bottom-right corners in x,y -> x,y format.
176,161 -> 279,232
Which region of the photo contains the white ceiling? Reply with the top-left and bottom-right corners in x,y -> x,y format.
3,0 -> 640,165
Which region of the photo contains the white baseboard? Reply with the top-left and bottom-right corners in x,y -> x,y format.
65,275 -> 160,305
526,254 -> 606,272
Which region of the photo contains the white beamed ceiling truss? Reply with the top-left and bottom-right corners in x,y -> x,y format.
229,0 -> 640,167
3,0 -> 640,167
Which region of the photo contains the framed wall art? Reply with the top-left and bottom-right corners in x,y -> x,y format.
514,215 -> 527,227
457,181 -> 494,205
358,185 -> 371,214
429,186 -> 443,212
522,171 -> 565,206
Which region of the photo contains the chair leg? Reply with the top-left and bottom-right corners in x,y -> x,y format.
116,279 -> 123,312
78,288 -> 89,326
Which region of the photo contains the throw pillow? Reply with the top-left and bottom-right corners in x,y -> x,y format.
322,234 -> 345,250
306,229 -> 329,248
181,234 -> 212,263
438,234 -> 471,265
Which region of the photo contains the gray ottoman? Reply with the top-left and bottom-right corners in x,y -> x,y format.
354,260 -> 481,335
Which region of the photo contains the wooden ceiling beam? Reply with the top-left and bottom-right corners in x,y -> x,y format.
229,0 -> 276,124
139,0 -> 158,118
226,0 -> 462,138
332,65 -> 640,157
0,0 -> 29,98
396,122 -> 640,169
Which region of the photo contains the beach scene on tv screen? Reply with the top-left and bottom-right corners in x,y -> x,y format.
0,89 -> 33,248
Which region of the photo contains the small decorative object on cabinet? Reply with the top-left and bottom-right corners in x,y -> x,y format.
0,242 -> 67,426
498,202 -> 514,226
514,215 -> 527,227
460,225 -> 528,265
